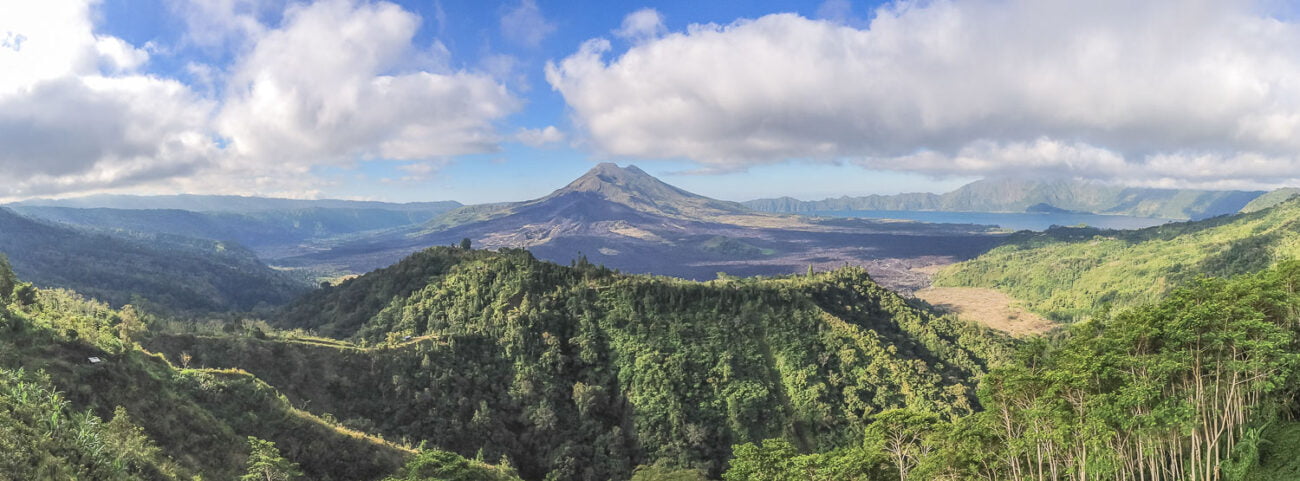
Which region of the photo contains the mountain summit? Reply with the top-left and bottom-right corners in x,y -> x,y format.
282,162 -> 1000,285
545,163 -> 751,220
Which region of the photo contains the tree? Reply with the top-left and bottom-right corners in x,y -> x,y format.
631,464 -> 710,481
460,238 -> 473,250
723,439 -> 800,481
0,253 -> 16,301
103,406 -> 164,474
383,449 -> 519,481
242,436 -> 302,481
116,304 -> 146,347
866,409 -> 940,481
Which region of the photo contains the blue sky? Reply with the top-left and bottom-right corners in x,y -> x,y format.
3,0 -> 1300,204
92,0 -> 969,204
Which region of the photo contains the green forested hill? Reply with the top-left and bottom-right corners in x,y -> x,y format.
1239,187 -> 1300,213
933,197 -> 1300,320
716,263 -> 1300,481
170,246 -> 1013,479
0,208 -> 308,311
0,255 -> 515,480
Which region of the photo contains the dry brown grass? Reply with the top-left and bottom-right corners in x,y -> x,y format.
915,287 -> 1057,337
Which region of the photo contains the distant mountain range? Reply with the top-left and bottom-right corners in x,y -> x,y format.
745,178 -> 1266,220
12,193 -> 460,213
279,163 -> 1003,288
0,207 -> 307,311
8,205 -> 456,260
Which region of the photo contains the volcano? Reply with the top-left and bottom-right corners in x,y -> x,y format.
281,163 -> 1003,290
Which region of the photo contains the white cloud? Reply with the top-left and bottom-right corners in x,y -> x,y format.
614,8 -> 665,43
0,0 -> 522,200
0,0 -> 216,198
862,138 -> 1300,191
166,0 -> 281,50
547,0 -> 1300,187
215,0 -> 520,177
515,126 -> 565,147
93,36 -> 149,73
500,0 -> 555,48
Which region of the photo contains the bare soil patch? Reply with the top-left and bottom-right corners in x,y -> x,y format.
915,287 -> 1057,337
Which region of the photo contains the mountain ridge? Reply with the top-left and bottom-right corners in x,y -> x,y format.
745,177 -> 1265,220
10,193 -> 461,213
0,207 -> 308,311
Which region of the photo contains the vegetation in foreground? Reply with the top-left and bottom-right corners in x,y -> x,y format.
936,197 -> 1300,321
0,254 -> 514,480
153,246 -> 1012,479
6,232 -> 1299,480
723,261 -> 1300,481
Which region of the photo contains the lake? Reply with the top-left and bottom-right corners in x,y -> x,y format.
812,209 -> 1176,231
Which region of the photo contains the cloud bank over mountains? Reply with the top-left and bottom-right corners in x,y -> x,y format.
5,0 -> 1300,199
548,0 -> 1300,189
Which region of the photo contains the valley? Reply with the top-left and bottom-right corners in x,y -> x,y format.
6,164 -> 1009,297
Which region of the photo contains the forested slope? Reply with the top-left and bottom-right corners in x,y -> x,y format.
0,208 -> 308,311
0,255 -> 514,480
156,247 -> 1014,479
719,262 -> 1300,481
934,197 -> 1300,320
10,206 -> 452,257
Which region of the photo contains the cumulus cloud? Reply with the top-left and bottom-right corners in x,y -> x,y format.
515,126 -> 565,147
217,0 -> 519,170
166,0 -> 282,50
0,0 -> 521,199
500,0 -> 556,48
0,0 -> 215,198
614,8 -> 665,43
547,0 -> 1300,187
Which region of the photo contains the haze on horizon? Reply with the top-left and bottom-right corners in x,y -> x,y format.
4,0 -> 1300,204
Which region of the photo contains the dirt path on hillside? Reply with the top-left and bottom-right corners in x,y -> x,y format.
915,287 -> 1057,337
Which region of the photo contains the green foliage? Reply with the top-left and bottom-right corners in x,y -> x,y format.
0,253 -> 17,301
0,368 -> 182,481
722,439 -> 881,481
1244,422 -> 1300,481
383,450 -> 522,481
732,261 -> 1300,481
241,436 -> 302,481
629,465 -> 710,481
936,197 -> 1300,320
278,247 -> 499,337
0,275 -> 409,480
154,247 -> 1014,479
1238,187 -> 1300,213
722,438 -> 801,481
864,409 -> 940,481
